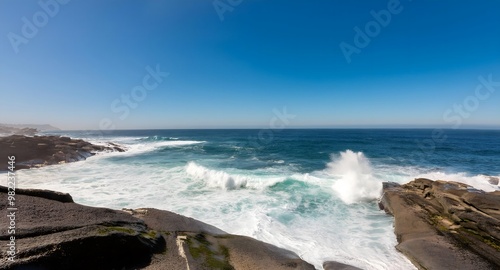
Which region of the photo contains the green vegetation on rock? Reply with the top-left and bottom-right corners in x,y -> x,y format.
187,233 -> 234,270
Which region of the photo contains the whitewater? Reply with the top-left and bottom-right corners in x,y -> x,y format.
16,129 -> 500,269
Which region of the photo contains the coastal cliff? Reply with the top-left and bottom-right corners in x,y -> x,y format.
379,178 -> 500,270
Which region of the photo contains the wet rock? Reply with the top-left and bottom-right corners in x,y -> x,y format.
488,176 -> 499,185
0,186 -> 73,203
323,261 -> 363,270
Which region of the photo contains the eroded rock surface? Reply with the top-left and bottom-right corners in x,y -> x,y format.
0,135 -> 123,170
0,187 -> 315,270
380,178 -> 500,270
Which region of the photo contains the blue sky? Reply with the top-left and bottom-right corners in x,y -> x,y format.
1,0 -> 499,130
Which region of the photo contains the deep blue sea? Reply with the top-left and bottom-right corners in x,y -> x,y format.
19,129 -> 500,269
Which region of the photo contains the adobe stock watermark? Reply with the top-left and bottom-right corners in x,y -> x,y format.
213,0 -> 243,21
443,74 -> 499,128
339,0 -> 405,64
412,74 -> 499,160
7,0 -> 70,54
248,107 -> 296,148
97,64 -> 169,134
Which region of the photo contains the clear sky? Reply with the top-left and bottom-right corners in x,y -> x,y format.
1,0 -> 499,130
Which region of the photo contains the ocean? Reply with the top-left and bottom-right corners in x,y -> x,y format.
17,129 -> 500,269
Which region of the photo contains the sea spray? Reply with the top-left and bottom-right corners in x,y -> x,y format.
186,161 -> 248,190
327,150 -> 382,204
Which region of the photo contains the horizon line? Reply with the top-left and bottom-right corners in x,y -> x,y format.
49,126 -> 500,132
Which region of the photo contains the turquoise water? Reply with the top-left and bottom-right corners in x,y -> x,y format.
18,129 -> 500,269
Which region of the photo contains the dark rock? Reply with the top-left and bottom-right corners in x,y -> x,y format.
1,187 -> 314,270
10,225 -> 164,270
0,186 -> 163,269
488,176 -> 499,185
130,208 -> 226,236
0,186 -> 73,203
0,135 -> 124,171
382,182 -> 400,190
323,261 -> 363,270
380,178 -> 500,270
216,234 -> 314,270
131,208 -> 315,270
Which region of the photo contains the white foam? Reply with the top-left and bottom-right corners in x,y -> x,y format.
185,162 -> 285,190
326,150 -> 383,204
120,140 -> 205,156
186,162 -> 248,190
142,135 -> 179,141
252,205 -> 415,270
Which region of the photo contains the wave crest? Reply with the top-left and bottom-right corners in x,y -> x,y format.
139,136 -> 179,141
186,162 -> 248,190
185,162 -> 287,190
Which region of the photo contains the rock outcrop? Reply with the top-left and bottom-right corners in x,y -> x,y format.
0,135 -> 124,171
0,186 -> 315,270
379,178 -> 500,270
323,261 -> 363,270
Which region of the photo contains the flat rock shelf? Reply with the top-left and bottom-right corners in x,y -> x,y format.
379,178 -> 500,270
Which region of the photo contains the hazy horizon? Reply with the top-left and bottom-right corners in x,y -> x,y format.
1,1 -> 499,130
3,123 -> 500,132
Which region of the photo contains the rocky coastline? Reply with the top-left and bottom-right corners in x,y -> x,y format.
0,135 -> 124,171
379,178 -> 500,270
0,186 -> 315,269
0,136 -> 328,269
2,135 -> 499,269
